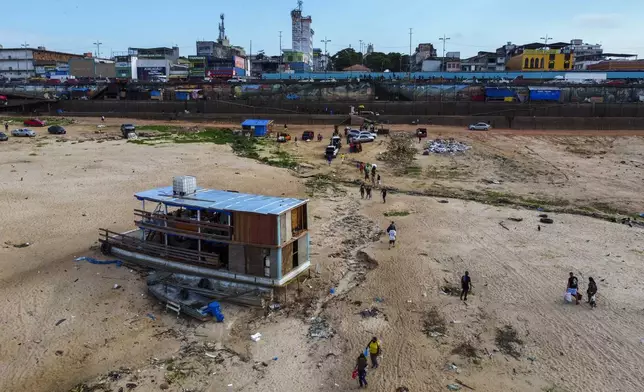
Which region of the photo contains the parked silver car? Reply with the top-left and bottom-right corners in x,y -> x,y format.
468,122 -> 491,131
351,134 -> 375,143
11,128 -> 36,137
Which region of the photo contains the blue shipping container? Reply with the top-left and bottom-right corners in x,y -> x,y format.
529,88 -> 561,101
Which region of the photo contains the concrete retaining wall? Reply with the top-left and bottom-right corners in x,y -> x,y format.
54,100 -> 644,118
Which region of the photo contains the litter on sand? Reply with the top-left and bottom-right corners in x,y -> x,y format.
75,256 -> 123,267
424,139 -> 471,155
251,333 -> 262,342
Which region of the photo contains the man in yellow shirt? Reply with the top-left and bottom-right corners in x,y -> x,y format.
366,336 -> 381,368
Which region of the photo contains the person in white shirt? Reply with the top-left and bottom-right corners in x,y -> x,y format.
388,228 -> 396,249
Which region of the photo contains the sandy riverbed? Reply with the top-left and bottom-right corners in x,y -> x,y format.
0,116 -> 643,392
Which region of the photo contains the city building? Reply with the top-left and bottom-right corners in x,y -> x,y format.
114,55 -> 137,80
128,47 -> 180,62
587,59 -> 644,71
282,49 -> 311,72
112,46 -> 180,81
0,47 -> 83,79
194,14 -> 247,79
250,54 -> 281,76
412,43 -> 437,71
169,59 -> 190,80
312,48 -> 329,71
461,51 -> 501,72
69,58 -> 116,78
445,58 -> 461,72
291,1 -> 314,67
506,48 -> 574,71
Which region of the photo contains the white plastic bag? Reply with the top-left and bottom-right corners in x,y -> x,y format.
564,292 -> 573,303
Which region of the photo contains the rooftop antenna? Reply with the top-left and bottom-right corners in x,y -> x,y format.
219,13 -> 226,42
297,0 -> 303,11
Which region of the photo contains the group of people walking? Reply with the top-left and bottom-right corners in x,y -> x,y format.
356,162 -> 388,203
353,337 -> 382,388
567,272 -> 598,308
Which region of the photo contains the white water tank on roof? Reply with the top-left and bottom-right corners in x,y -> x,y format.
173,176 -> 197,197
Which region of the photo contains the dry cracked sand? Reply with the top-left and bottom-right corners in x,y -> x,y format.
1,116 -> 643,392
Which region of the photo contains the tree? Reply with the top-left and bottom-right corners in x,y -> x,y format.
330,48 -> 362,70
330,49 -> 411,72
364,52 -> 391,72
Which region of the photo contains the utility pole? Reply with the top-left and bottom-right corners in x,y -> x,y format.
439,34 -> 451,72
321,37 -> 331,75
93,40 -> 103,58
540,34 -> 551,47
408,28 -> 413,77
359,40 -> 364,65
20,42 -> 29,78
279,31 -> 282,79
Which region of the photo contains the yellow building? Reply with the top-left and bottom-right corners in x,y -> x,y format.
506,49 -> 574,71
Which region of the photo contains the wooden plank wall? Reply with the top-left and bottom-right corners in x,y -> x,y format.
233,212 -> 277,245
285,211 -> 292,242
281,242 -> 294,277
280,214 -> 287,244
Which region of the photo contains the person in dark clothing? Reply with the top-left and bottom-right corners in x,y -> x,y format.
386,221 -> 396,233
355,353 -> 368,387
460,271 -> 471,301
365,185 -> 372,199
360,184 -> 365,199
381,188 -> 387,203
587,277 -> 597,308
567,272 -> 581,305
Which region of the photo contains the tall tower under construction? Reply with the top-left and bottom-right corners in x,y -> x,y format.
291,1 -> 314,66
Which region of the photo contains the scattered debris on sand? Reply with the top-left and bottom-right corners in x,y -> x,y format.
495,325 -> 524,359
308,317 -> 334,339
424,138 -> 471,154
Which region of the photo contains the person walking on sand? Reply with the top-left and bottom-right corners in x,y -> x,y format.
388,226 -> 396,249
567,272 -> 581,305
377,174 -> 381,187
360,184 -> 365,199
381,188 -> 387,203
460,271 -> 471,301
366,185 -> 372,199
355,352 -> 368,388
366,337 -> 382,368
4,122 -> 8,132
386,221 -> 396,234
587,277 -> 597,308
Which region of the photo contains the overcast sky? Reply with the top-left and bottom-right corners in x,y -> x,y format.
1,0 -> 642,58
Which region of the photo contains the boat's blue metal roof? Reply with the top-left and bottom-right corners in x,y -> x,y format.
135,186 -> 307,215
241,119 -> 272,127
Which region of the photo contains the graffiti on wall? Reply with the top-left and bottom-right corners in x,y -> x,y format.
231,82 -> 374,101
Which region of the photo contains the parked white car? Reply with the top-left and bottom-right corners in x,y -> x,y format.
11,128 -> 36,137
351,134 -> 375,143
359,130 -> 377,139
468,122 -> 491,131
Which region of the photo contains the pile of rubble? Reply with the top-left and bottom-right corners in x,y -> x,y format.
423,138 -> 471,155
308,317 -> 335,339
